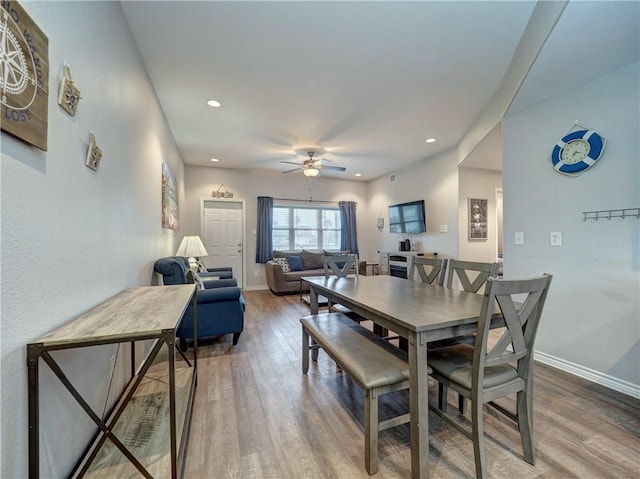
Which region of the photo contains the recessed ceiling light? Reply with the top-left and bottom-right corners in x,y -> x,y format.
355,173 -> 362,177
425,138 -> 437,143
210,158 -> 219,162
207,100 -> 221,108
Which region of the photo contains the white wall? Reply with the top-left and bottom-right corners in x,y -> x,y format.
366,148 -> 460,260
183,166 -> 368,288
1,2 -> 185,477
503,61 -> 640,393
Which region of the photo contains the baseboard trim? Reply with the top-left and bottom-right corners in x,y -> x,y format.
534,350 -> 640,399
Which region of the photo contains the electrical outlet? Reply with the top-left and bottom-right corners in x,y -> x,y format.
550,232 -> 562,246
439,225 -> 448,233
514,232 -> 524,245
254,269 -> 259,277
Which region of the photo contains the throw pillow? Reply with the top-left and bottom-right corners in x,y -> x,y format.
302,249 -> 324,270
274,250 -> 300,259
272,257 -> 291,273
326,250 -> 351,255
287,255 -> 304,272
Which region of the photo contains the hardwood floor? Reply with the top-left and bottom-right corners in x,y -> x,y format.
184,290 -> 640,478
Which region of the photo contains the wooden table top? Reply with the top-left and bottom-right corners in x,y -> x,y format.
29,285 -> 196,348
303,275 -> 488,333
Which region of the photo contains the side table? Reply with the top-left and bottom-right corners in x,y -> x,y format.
365,262 -> 379,276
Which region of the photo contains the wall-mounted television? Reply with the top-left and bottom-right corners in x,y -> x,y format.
388,200 -> 426,233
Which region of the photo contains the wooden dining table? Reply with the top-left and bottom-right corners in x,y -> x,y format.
303,274 -> 499,479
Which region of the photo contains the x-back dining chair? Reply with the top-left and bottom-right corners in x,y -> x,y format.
388,256 -> 449,350
309,254 -> 363,364
427,274 -> 553,479
323,254 -> 359,279
447,259 -> 500,293
407,256 -> 448,286
322,254 -> 362,320
437,259 -> 501,412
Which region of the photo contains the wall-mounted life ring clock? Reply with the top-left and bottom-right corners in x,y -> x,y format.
550,126 -> 606,176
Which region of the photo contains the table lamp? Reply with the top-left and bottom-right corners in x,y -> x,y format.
176,235 -> 209,272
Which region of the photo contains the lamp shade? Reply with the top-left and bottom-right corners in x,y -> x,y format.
176,235 -> 209,258
303,167 -> 320,177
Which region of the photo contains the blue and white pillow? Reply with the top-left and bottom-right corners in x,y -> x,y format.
273,257 -> 291,273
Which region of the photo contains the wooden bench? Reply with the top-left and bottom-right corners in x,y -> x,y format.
300,312 -> 411,475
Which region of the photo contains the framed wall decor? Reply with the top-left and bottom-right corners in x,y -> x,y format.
0,1 -> 49,150
85,132 -> 102,171
162,163 -> 179,230
468,198 -> 488,240
57,63 -> 81,116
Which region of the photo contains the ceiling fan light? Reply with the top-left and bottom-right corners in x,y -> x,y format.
303,167 -> 320,177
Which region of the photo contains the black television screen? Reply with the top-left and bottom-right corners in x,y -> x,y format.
388,200 -> 426,233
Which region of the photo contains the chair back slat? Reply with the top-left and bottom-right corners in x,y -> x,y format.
446,259 -> 499,293
323,254 -> 358,279
474,275 -> 552,379
408,257 -> 448,286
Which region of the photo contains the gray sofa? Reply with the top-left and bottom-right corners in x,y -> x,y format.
265,249 -> 364,295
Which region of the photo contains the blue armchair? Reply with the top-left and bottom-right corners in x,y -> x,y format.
154,257 -> 245,349
157,256 -> 233,282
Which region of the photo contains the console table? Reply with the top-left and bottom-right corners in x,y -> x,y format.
27,285 -> 197,479
377,251 -> 437,277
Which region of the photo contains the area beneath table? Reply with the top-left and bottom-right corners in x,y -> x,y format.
83,365 -> 193,478
300,293 -> 329,306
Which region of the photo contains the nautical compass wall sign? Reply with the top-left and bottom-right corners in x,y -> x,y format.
0,1 -> 49,150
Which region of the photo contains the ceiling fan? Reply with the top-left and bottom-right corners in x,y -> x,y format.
280,149 -> 346,177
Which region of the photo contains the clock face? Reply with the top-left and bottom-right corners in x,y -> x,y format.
560,139 -> 590,164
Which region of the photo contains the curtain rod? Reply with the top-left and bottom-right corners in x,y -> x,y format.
272,197 -> 357,205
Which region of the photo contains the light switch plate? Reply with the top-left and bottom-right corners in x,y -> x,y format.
550,232 -> 562,246
514,232 -> 524,245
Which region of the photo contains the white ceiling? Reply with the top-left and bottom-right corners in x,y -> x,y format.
121,1 -> 639,181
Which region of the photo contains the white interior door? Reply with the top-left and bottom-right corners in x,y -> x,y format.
201,199 -> 245,288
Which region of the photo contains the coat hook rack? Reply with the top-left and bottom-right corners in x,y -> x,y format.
581,208 -> 640,221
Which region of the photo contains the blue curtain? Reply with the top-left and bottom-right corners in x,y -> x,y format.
256,196 -> 274,263
339,201 -> 359,255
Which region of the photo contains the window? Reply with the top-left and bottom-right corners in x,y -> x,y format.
273,205 -> 341,251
